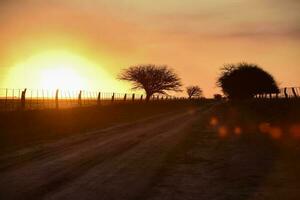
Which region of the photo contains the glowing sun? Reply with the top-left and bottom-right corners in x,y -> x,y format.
4,50 -> 99,90
3,49 -> 128,92
30,50 -> 90,90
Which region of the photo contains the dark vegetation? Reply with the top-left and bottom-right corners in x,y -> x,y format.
118,64 -> 182,101
217,62 -> 279,99
118,62 -> 283,100
186,86 -> 203,99
214,94 -> 223,100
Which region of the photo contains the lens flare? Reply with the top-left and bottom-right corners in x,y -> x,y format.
210,117 -> 219,127
290,124 -> 300,138
259,122 -> 271,133
269,127 -> 282,139
218,126 -> 228,138
234,126 -> 242,136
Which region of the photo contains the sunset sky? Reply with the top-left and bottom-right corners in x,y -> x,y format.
0,0 -> 299,97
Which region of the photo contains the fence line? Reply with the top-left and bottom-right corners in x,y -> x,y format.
254,87 -> 300,99
0,88 -> 179,111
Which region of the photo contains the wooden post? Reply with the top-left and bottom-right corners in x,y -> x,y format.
97,92 -> 101,105
111,93 -> 115,102
292,87 -> 298,98
36,90 -> 39,107
78,90 -> 82,106
140,95 -> 143,101
5,88 -> 7,108
20,88 -> 27,110
124,93 -> 127,101
42,90 -> 45,108
284,88 -> 288,99
55,89 -> 59,109
132,93 -> 135,101
30,90 -> 33,109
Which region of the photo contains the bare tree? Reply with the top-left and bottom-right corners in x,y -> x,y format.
118,64 -> 182,101
186,86 -> 202,99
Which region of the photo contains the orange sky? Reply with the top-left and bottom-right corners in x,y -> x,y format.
0,0 -> 299,97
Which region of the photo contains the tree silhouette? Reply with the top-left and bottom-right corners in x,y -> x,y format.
118,64 -> 182,101
214,94 -> 223,100
217,62 -> 279,99
186,86 -> 202,99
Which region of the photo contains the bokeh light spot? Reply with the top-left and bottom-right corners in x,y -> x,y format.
210,117 -> 219,127
234,126 -> 242,136
218,126 -> 228,138
270,127 -> 282,139
259,122 -> 271,134
290,124 -> 300,138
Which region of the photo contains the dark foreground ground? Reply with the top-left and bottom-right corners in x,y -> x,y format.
0,100 -> 300,200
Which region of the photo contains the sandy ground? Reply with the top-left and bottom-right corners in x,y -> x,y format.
0,105 -> 299,200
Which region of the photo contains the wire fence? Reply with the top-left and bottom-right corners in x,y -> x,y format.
254,87 -> 300,99
0,87 -> 298,111
0,88 -> 179,111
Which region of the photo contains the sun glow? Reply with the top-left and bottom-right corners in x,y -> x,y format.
40,67 -> 86,90
3,50 -> 124,91
25,50 -> 89,90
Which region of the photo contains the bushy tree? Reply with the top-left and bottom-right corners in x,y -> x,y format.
214,94 -> 223,100
118,64 -> 182,101
217,62 -> 279,99
186,86 -> 203,99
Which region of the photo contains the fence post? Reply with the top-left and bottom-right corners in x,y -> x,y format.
132,93 -> 135,101
284,88 -> 288,99
55,89 -> 59,109
36,90 -> 39,108
42,90 -> 45,108
111,93 -> 115,102
140,95 -> 143,101
292,87 -> 298,98
97,92 -> 101,105
11,89 -> 15,110
124,93 -> 127,101
5,88 -> 7,108
78,90 -> 82,106
20,88 -> 27,110
29,90 -> 33,109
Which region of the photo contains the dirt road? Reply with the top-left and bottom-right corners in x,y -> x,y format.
0,107 -> 204,200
